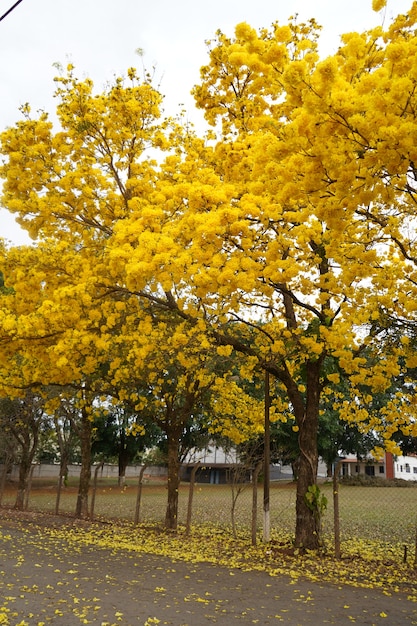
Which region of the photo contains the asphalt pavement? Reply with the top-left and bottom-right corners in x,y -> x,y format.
0,519 -> 416,625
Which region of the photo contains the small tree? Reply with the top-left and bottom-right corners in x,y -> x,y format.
0,392 -> 44,510
91,405 -> 159,486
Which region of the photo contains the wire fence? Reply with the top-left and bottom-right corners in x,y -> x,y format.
1,468 -> 416,562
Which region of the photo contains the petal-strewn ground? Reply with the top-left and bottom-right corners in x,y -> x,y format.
0,510 -> 416,625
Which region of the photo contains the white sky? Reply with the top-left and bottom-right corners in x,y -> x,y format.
0,0 -> 412,245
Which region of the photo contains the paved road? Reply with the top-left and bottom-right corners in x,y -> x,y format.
0,521 -> 416,625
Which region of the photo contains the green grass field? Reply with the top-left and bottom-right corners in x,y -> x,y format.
2,478 -> 416,550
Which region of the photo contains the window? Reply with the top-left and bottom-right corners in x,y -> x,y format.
406,464 -> 411,473
365,465 -> 375,476
413,467 -> 417,474
379,465 -> 384,474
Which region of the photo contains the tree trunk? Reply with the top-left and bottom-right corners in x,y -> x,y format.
294,360 -> 322,550
75,407 -> 92,518
14,455 -> 32,510
14,432 -> 38,511
55,451 -> 69,514
118,438 -> 130,487
295,448 -> 320,549
118,434 -> 129,487
0,454 -> 12,506
165,426 -> 181,530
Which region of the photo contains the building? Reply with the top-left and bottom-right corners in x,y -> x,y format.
181,445 -> 248,484
339,452 -> 417,481
393,455 -> 417,480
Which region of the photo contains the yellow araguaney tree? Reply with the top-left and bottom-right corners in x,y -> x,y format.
107,4 -> 417,548
0,240 -> 123,517
0,68 -> 264,526
2,2 -> 417,547
110,307 -> 264,530
0,66 -> 174,516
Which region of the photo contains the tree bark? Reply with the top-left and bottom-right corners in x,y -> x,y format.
55,450 -> 69,514
14,431 -> 38,511
0,454 -> 12,506
118,430 -> 129,487
274,357 -> 324,550
294,360 -> 322,550
14,454 -> 32,510
165,425 -> 182,530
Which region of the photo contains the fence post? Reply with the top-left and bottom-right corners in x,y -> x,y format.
90,461 -> 104,521
134,464 -> 149,525
186,463 -> 201,536
0,454 -> 12,506
333,458 -> 342,559
55,468 -> 64,515
24,464 -> 36,511
414,520 -> 417,570
252,461 -> 263,546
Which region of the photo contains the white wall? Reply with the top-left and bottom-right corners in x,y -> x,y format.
1,464 -> 167,481
394,455 -> 417,481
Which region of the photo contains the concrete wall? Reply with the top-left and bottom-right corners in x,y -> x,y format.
1,464 -> 168,481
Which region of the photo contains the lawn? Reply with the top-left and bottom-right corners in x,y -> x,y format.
1,477 -> 417,598
2,477 -> 416,552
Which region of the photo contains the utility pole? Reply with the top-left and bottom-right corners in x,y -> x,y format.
263,368 -> 270,542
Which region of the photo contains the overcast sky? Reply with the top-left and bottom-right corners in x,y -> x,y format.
0,0 -> 412,245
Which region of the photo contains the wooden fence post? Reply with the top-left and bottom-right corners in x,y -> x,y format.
186,463 -> 201,536
252,461 -> 263,546
134,464 -> 149,525
90,461 -> 104,521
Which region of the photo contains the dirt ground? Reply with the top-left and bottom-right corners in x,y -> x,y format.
0,510 -> 416,626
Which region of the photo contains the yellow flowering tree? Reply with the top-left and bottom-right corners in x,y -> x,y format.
189,9 -> 417,547
0,391 -> 45,510
108,9 -> 417,547
189,7 -> 417,547
0,66 -> 171,516
0,68 -> 263,526
2,2 -> 417,548
101,302 -> 264,529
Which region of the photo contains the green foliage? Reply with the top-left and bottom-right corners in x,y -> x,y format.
304,484 -> 328,516
36,421 -> 59,463
304,484 -> 328,545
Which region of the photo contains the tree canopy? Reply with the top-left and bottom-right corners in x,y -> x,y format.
1,1 -> 417,548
